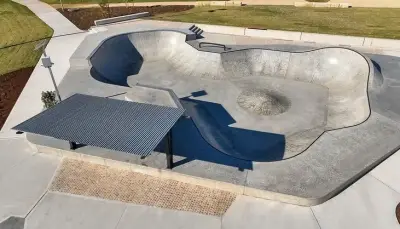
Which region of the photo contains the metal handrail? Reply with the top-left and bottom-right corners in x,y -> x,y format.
198,42 -> 230,51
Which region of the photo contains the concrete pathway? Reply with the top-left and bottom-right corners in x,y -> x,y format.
25,192 -> 221,229
222,195 -> 320,229
1,140 -> 399,228
312,174 -> 400,229
13,0 -> 81,36
1,1 -> 86,132
1,33 -> 87,132
0,138 -> 60,223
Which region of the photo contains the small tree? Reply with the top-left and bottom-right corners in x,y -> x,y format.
41,91 -> 58,109
99,0 -> 111,18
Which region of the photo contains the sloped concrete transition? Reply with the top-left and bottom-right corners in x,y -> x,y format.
90,31 -> 373,160
28,26 -> 400,205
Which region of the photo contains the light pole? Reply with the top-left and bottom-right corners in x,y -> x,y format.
35,40 -> 62,102
60,0 -> 64,11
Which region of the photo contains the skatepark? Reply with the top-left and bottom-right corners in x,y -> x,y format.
14,22 -> 400,206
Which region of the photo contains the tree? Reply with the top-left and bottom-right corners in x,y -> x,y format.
99,0 -> 111,18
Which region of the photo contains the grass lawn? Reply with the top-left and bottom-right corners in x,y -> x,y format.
153,6 -> 400,39
42,0 -> 212,3
0,0 -> 53,76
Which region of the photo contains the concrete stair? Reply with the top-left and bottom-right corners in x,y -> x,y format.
189,25 -> 204,38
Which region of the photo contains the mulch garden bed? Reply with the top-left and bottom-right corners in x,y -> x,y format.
0,67 -> 34,129
58,5 -> 194,30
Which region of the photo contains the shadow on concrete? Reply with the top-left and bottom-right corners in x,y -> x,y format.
163,96 -> 286,170
90,35 -> 143,87
0,216 -> 25,229
172,118 -> 253,170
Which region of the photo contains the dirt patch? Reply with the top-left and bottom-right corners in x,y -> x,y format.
0,67 -> 33,129
58,6 -> 194,30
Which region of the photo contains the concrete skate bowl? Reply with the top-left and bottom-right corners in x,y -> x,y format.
89,31 -> 377,162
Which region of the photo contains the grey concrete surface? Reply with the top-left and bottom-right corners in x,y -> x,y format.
312,174 -> 400,229
0,217 -> 25,229
12,0 -> 81,36
94,12 -> 150,26
222,195 -> 320,229
25,192 -> 126,229
0,139 -> 35,178
1,32 -> 87,132
116,205 -> 221,229
24,21 -> 400,205
0,139 -> 60,222
25,192 -> 221,229
370,150 -> 400,194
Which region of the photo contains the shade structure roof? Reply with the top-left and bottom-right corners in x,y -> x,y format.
13,93 -> 185,156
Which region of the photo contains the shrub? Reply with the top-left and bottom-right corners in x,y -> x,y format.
41,91 -> 58,109
99,0 -> 111,17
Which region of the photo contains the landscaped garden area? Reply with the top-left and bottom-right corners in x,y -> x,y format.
41,0 -> 212,3
0,0 -> 53,128
58,5 -> 194,30
56,4 -> 400,39
153,6 -> 400,39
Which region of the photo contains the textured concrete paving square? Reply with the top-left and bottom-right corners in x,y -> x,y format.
312,174 -> 400,229
0,146 -> 59,222
25,192 -> 126,229
222,195 -> 320,229
370,150 -> 400,193
116,205 -> 221,229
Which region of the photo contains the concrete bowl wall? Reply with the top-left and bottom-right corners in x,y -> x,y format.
89,30 -> 372,130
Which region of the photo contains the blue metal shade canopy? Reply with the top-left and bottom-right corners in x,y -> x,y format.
13,94 -> 184,158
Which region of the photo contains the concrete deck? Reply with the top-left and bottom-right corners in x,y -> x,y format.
1,2 -> 400,225
2,132 -> 400,228
21,20 -> 400,206
0,13 -> 400,226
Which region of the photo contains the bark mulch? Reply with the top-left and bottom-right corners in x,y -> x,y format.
0,67 -> 34,129
58,5 -> 194,30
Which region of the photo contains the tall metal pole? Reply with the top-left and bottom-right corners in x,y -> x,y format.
41,50 -> 62,102
165,131 -> 173,169
47,66 -> 62,102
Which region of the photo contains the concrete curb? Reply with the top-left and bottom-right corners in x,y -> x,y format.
245,28 -> 302,41
197,23 -> 246,35
94,12 -> 150,26
34,144 -> 315,206
300,32 -> 365,46
294,2 -> 351,8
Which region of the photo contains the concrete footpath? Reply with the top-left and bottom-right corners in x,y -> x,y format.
13,0 -> 81,36
1,133 -> 400,228
1,1 -> 86,133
